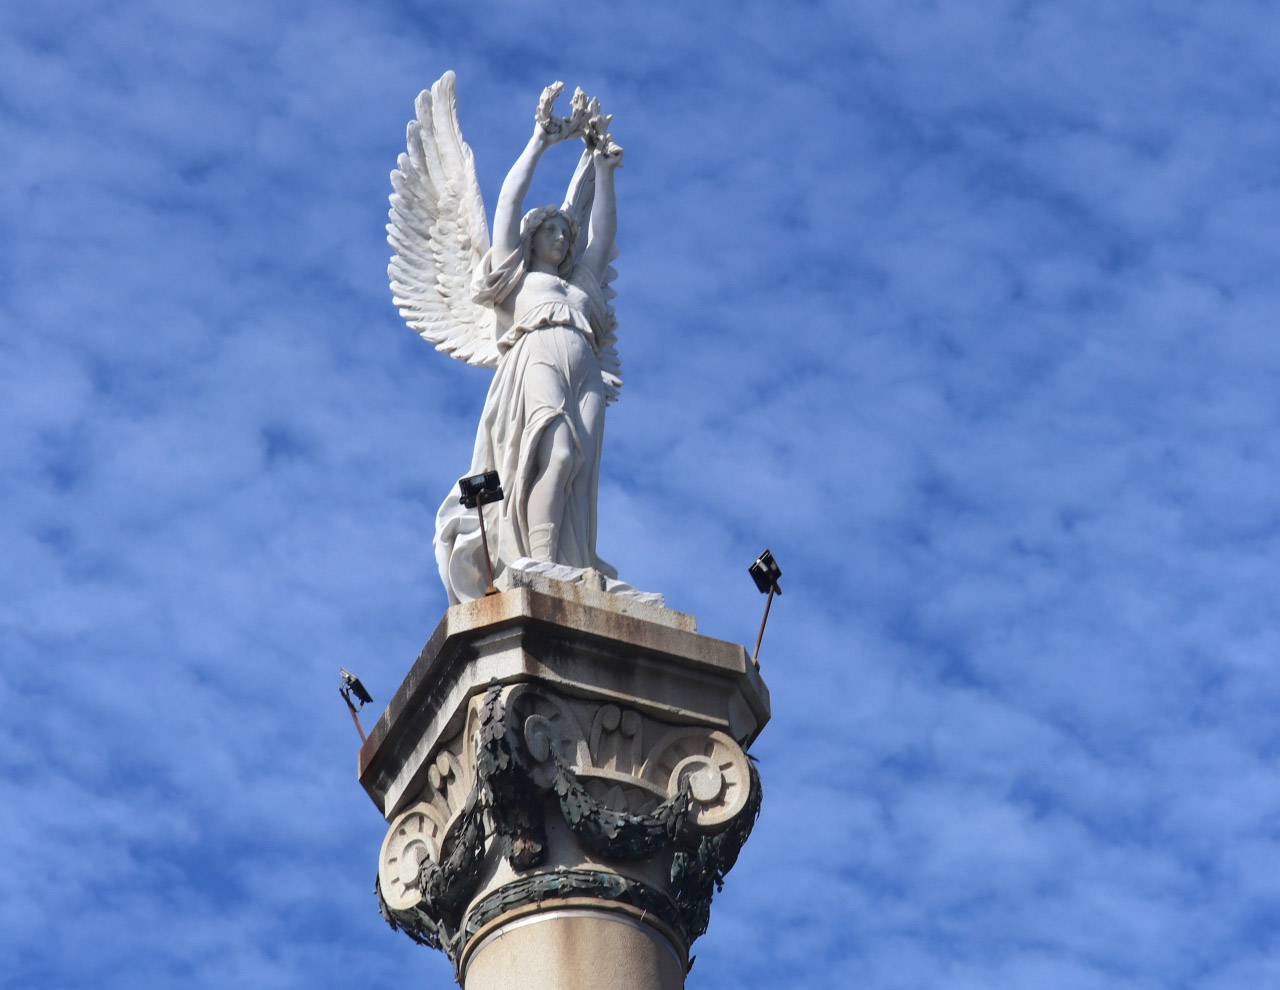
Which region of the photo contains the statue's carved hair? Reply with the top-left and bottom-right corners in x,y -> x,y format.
520,205 -> 578,276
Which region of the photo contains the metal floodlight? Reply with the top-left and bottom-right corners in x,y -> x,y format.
748,549 -> 782,667
458,470 -> 504,509
340,668 -> 372,708
749,549 -> 782,595
340,668 -> 372,743
458,470 -> 505,595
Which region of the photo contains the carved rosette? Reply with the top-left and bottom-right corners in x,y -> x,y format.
376,683 -> 762,979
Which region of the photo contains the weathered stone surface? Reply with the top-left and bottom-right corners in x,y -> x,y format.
500,557 -> 673,617
363,573 -> 770,986
463,910 -> 685,990
358,579 -> 768,820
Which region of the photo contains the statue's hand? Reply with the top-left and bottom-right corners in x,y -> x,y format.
592,139 -> 624,170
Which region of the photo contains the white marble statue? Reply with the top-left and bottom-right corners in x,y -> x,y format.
388,72 -> 626,604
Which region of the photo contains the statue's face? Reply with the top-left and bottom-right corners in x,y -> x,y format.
532,216 -> 570,266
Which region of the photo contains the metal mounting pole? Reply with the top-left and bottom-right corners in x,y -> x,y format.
344,695 -> 367,743
752,585 -> 775,667
476,504 -> 498,596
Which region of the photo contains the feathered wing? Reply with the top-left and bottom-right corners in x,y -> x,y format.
388,71 -> 498,368
563,151 -> 623,403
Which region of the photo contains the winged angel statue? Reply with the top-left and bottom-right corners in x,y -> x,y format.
389,72 -> 629,604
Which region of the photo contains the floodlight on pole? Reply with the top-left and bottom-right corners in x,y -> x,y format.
458,471 -> 504,596
748,549 -> 782,667
340,668 -> 372,743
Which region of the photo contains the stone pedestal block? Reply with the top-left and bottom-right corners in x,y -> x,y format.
359,570 -> 770,986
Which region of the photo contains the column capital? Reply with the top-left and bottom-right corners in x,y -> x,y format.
361,571 -> 770,986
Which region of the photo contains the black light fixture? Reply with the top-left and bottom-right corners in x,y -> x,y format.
458,470 -> 504,508
340,668 -> 372,743
458,471 -> 504,596
748,549 -> 782,666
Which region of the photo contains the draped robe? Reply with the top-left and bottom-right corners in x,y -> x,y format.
434,243 -> 616,603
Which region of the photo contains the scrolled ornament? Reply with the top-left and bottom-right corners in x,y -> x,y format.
378,802 -> 448,911
643,728 -> 751,829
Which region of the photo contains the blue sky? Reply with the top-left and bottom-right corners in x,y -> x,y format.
4,1 -> 1280,987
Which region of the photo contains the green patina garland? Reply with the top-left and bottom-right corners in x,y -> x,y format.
376,684 -> 762,981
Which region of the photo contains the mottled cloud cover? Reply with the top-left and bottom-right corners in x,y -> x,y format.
3,1 -> 1279,987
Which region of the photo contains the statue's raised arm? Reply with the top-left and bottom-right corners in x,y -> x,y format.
578,141 -> 622,285
389,74 -> 628,604
490,82 -> 587,259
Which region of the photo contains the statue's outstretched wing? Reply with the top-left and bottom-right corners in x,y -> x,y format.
388,71 -> 498,369
563,152 -> 623,403
593,244 -> 622,405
